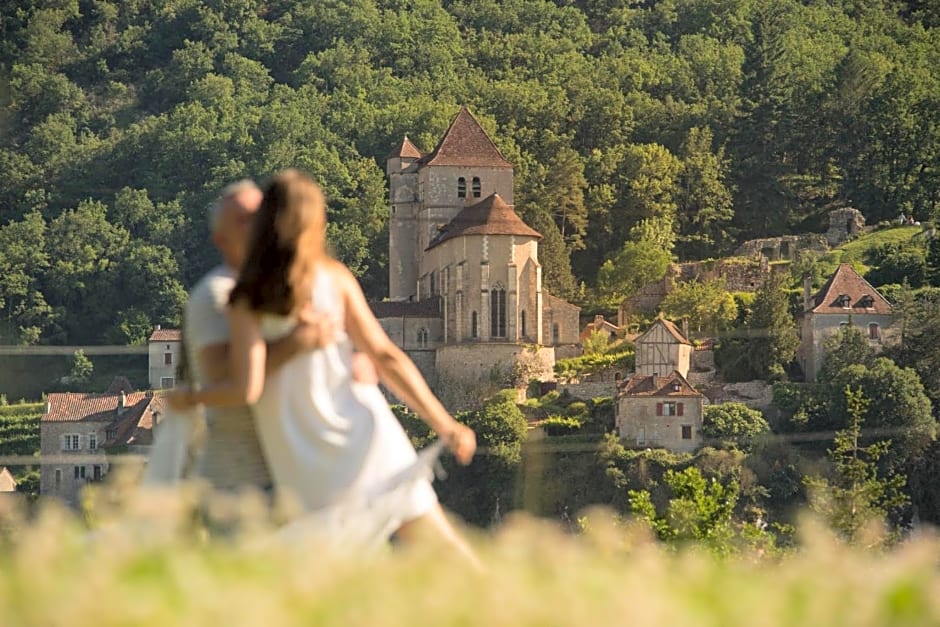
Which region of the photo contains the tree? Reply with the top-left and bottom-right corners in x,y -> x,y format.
582,329 -> 610,356
804,387 -> 908,545
596,216 -> 675,305
816,324 -> 876,384
676,126 -> 735,260
659,278 -> 738,337
629,466 -> 741,555
703,403 -> 771,446
68,349 -> 93,385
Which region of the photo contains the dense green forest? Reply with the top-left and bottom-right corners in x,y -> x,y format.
1,0 -> 939,346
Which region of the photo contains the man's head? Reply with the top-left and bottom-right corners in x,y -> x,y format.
209,180 -> 263,269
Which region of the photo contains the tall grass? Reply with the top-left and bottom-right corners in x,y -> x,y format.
0,484 -> 938,627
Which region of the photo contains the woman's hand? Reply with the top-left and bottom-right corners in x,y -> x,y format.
443,422 -> 476,465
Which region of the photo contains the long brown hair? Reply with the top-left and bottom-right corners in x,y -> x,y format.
229,169 -> 327,315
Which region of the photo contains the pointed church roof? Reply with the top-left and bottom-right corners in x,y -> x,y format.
426,193 -> 541,250
418,107 -> 512,168
385,135 -> 423,161
809,263 -> 892,314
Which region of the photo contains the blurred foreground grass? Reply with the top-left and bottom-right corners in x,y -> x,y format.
0,485 -> 938,627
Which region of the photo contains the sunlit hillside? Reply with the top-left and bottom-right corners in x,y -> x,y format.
0,494 -> 937,627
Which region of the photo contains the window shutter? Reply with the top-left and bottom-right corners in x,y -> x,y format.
677,403 -> 684,416
656,402 -> 663,416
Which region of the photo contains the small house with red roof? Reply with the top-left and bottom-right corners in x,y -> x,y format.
381,107 -> 580,398
40,377 -> 164,505
797,263 -> 897,381
615,370 -> 704,452
148,325 -> 182,390
580,315 -> 620,343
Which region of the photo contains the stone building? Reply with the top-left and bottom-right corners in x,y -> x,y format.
148,327 -> 182,389
40,377 -> 163,506
797,263 -> 897,382
580,314 -> 620,342
634,318 -> 693,379
381,107 -> 580,394
615,370 -> 704,453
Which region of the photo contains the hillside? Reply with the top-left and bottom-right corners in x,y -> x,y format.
0,1 -> 938,347
0,402 -> 42,496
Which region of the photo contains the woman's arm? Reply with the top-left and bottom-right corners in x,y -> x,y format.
167,302 -> 267,409
334,261 -> 476,465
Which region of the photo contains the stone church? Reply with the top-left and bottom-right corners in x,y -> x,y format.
375,107 -> 580,401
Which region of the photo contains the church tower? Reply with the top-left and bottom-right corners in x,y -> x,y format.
386,136 -> 422,301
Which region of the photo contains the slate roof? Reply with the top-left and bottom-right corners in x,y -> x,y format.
426,194 -> 541,250
371,297 -> 442,319
617,370 -> 701,398
417,107 -> 512,168
385,136 -> 423,161
809,263 -> 892,315
635,318 -> 692,346
149,328 -> 182,342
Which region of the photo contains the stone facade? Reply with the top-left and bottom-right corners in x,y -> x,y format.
615,371 -> 704,453
797,264 -> 898,381
148,327 -> 182,390
826,207 -> 865,247
379,107 -> 581,403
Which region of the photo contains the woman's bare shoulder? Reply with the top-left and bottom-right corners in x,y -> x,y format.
320,258 -> 358,292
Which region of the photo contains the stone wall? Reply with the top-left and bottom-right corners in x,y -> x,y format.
558,381 -> 616,400
701,380 -> 775,411
735,234 -> 829,261
826,207 -> 865,247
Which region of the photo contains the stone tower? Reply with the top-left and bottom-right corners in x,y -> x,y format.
385,107 -> 514,301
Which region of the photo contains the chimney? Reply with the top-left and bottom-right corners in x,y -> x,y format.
155,324 -> 161,331
803,273 -> 812,312
117,391 -> 127,415
681,318 -> 689,340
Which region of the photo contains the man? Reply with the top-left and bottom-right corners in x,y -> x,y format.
184,180 -> 335,492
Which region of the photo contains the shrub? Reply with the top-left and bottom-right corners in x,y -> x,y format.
541,415 -> 583,436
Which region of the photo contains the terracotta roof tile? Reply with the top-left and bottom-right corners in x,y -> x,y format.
427,194 -> 541,250
371,297 -> 442,319
385,136 -> 423,161
636,318 -> 692,346
618,370 -> 700,398
417,107 -> 512,168
149,328 -> 182,342
810,263 -> 892,314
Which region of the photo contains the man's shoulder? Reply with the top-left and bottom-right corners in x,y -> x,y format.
190,265 -> 237,303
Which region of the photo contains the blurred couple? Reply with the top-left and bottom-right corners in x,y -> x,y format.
160,171 -> 477,563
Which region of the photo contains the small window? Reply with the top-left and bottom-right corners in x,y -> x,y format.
552,323 -> 560,344
662,402 -> 678,417
681,425 -> 693,440
637,427 -> 646,446
54,469 -> 62,488
520,310 -> 526,338
88,434 -> 97,451
471,312 -> 478,338
430,271 -> 436,295
164,352 -> 173,366
161,376 -> 175,389
490,286 -> 506,338
63,434 -> 80,451
417,328 -> 429,347
472,176 -> 481,198
73,466 -> 86,480
106,429 -> 117,440
457,177 -> 466,199
93,465 -> 102,481
869,323 -> 880,340
837,294 -> 851,308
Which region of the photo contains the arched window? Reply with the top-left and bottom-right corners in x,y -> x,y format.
457,177 -> 466,198
520,310 -> 526,338
417,328 -> 429,347
472,176 -> 481,198
490,284 -> 506,338
471,311 -> 478,338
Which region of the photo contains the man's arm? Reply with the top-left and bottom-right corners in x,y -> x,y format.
197,314 -> 334,384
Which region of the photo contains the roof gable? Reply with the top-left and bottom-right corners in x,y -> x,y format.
149,328 -> 182,342
426,193 -> 541,250
618,370 -> 700,397
635,318 -> 691,346
418,107 -> 512,168
810,263 -> 892,315
385,135 -> 423,161
0,467 -> 16,492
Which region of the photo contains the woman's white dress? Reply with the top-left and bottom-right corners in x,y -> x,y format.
252,267 -> 438,542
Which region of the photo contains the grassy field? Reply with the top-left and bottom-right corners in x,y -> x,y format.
0,490 -> 938,627
821,225 -> 923,275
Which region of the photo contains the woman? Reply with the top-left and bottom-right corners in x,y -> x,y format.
168,169 -> 477,560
